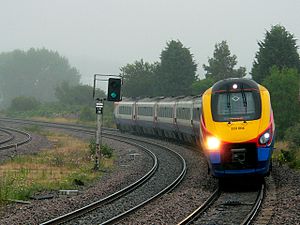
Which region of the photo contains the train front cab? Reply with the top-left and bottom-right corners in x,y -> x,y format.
201,79 -> 275,178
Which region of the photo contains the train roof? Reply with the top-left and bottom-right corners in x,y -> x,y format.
212,78 -> 259,93
116,95 -> 202,104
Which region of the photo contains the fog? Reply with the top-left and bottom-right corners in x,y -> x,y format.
1,0 -> 299,85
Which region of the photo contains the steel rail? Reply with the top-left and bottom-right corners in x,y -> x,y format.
178,183 -> 265,225
0,126 -> 32,150
241,183 -> 265,225
100,138 -> 187,225
1,117 -> 187,224
177,187 -> 221,225
0,128 -> 15,145
40,136 -> 158,225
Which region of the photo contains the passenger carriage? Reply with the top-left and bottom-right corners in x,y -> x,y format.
135,98 -> 157,136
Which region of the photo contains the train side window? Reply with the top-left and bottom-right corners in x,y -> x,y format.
177,107 -> 190,120
119,106 -> 132,115
138,106 -> 153,116
158,107 -> 173,118
193,107 -> 200,121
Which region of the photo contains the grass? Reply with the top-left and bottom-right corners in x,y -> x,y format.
273,141 -> 288,158
3,101 -> 115,128
31,116 -> 81,125
22,125 -> 44,133
0,132 -> 114,204
29,115 -> 116,128
28,116 -> 100,128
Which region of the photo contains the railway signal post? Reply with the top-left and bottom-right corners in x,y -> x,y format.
94,98 -> 104,170
93,74 -> 122,171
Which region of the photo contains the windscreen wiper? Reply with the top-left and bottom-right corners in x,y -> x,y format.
241,84 -> 248,123
227,86 -> 231,124
241,84 -> 247,110
227,86 -> 231,109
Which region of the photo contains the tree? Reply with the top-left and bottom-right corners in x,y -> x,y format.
156,40 -> 197,96
263,67 -> 300,139
9,96 -> 40,111
251,25 -> 300,83
0,48 -> 81,108
192,78 -> 215,95
120,59 -> 158,97
55,82 -> 105,106
203,40 -> 246,81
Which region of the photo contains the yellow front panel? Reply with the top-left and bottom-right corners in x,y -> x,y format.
202,85 -> 271,143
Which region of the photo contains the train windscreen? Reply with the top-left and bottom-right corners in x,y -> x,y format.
211,91 -> 261,122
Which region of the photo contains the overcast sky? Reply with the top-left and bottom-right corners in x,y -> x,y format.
1,0 -> 300,86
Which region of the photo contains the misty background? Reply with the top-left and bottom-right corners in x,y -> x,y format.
1,0 -> 299,86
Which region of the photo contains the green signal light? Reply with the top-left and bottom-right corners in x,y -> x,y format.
110,92 -> 117,98
107,78 -> 121,101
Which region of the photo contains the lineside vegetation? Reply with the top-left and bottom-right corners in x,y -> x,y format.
0,24 -> 299,169
0,130 -> 114,205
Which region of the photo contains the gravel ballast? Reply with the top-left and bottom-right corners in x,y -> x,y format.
0,127 -> 299,224
0,130 -> 153,225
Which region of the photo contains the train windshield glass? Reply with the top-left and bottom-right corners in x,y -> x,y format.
211,91 -> 261,122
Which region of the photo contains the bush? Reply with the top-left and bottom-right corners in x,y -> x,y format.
278,150 -> 293,163
79,106 -> 95,122
88,139 -> 113,158
284,123 -> 300,148
282,123 -> 300,169
101,144 -> 113,158
9,96 -> 40,111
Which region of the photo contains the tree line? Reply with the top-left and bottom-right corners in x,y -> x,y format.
0,48 -> 81,108
1,24 -> 299,140
121,24 -> 300,139
121,40 -> 247,97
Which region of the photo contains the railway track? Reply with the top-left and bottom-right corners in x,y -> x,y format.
0,128 -> 15,145
0,117 -> 187,224
62,137 -> 186,225
0,126 -> 32,150
178,179 -> 265,225
41,135 -> 160,225
0,117 -> 267,225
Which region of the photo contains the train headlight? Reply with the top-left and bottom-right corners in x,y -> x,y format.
207,137 -> 221,151
259,131 -> 270,144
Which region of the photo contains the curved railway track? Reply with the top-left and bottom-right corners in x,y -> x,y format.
0,117 -> 268,225
41,135 -> 160,225
0,117 -> 187,225
0,126 -> 32,150
178,180 -> 265,225
0,128 -> 15,145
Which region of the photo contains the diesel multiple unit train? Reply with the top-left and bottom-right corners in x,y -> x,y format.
114,78 -> 275,177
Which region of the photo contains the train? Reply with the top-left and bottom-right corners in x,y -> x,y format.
113,78 -> 275,177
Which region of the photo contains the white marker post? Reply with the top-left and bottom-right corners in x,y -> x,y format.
95,99 -> 103,170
